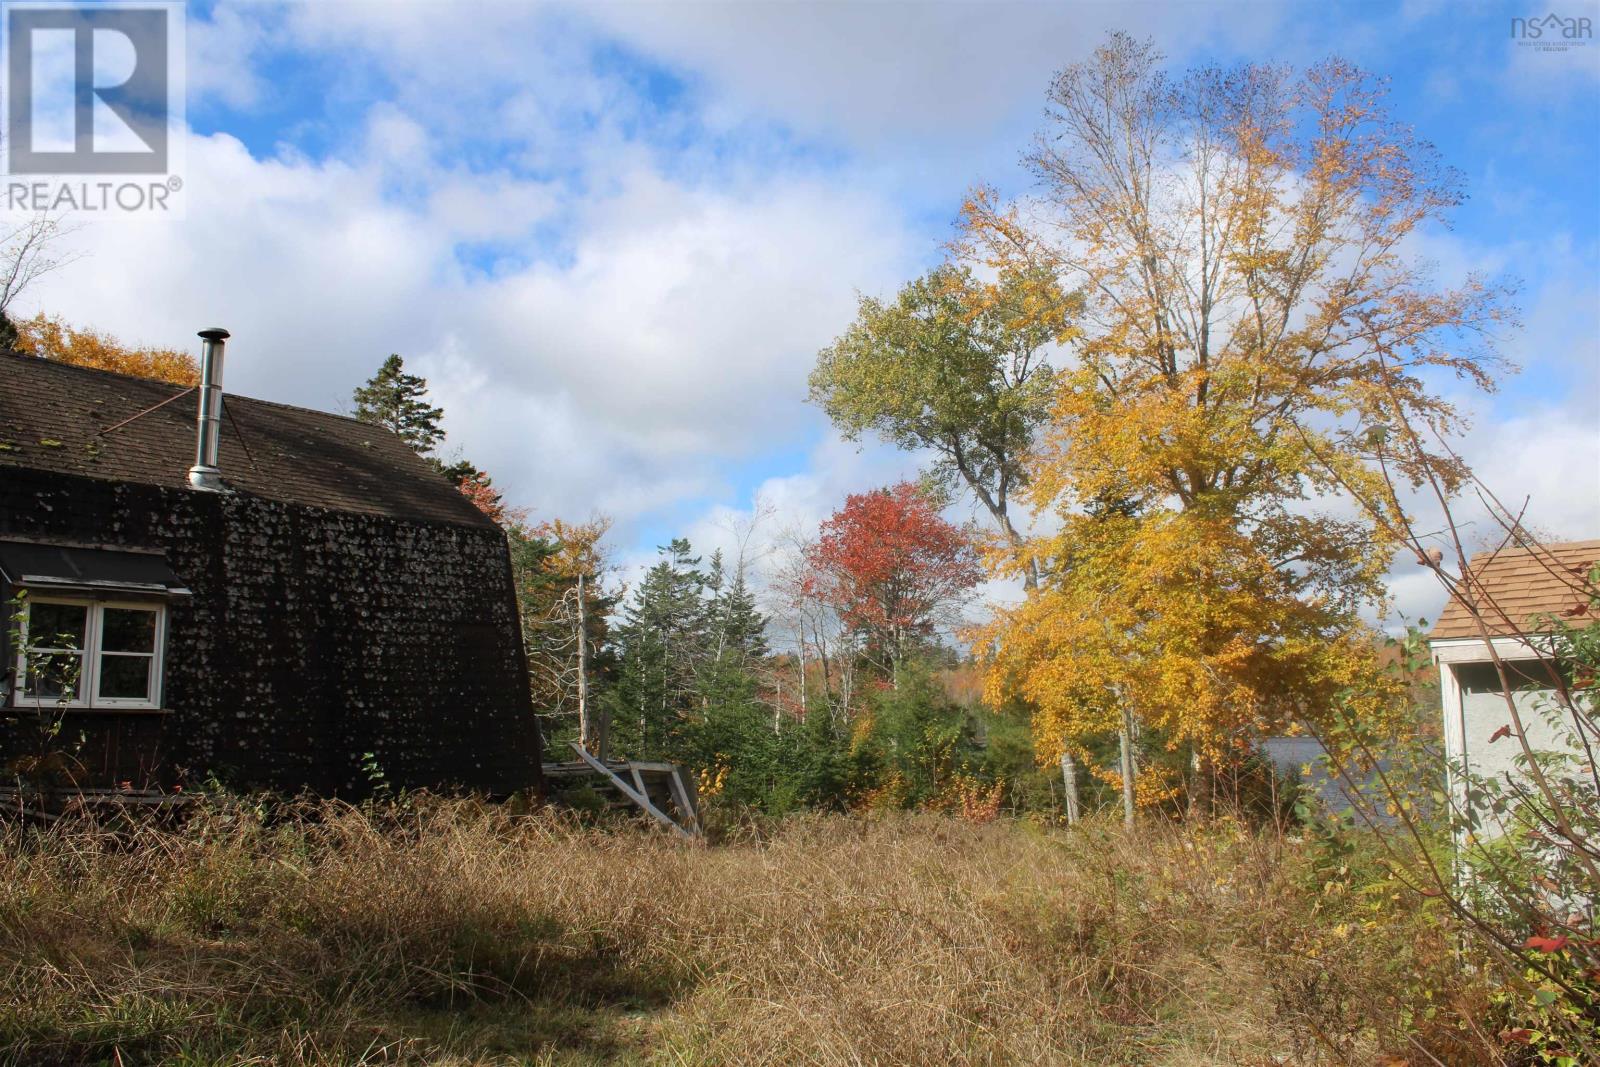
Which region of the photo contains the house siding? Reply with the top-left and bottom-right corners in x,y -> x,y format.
0,465 -> 539,796
1452,660 -> 1571,794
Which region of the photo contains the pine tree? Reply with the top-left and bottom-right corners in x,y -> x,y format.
352,354 -> 447,455
705,551 -> 768,667
690,553 -> 781,805
605,539 -> 708,758
433,456 -> 477,483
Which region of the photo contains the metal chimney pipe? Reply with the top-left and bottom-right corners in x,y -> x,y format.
187,327 -> 230,492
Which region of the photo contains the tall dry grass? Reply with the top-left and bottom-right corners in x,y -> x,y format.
0,798 -> 1496,1066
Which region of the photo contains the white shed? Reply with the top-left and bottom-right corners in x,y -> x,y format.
1428,540 -> 1597,814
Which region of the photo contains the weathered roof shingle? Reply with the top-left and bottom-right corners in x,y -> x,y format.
1429,540 -> 1599,641
0,352 -> 494,528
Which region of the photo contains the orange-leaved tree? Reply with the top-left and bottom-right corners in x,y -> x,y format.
966,36 -> 1512,785
14,313 -> 198,385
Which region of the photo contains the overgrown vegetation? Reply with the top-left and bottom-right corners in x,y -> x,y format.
0,800 -> 1514,1067
3,29 -> 1591,1067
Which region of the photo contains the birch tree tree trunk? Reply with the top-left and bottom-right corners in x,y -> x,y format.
1059,749 -> 1080,825
1119,704 -> 1138,828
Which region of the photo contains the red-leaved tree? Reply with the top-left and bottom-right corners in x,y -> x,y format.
805,482 -> 981,680
458,468 -> 527,528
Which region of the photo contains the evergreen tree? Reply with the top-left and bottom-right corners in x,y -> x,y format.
704,550 -> 768,667
605,539 -> 708,758
352,354 -> 447,455
683,551 -> 779,803
433,455 -> 477,483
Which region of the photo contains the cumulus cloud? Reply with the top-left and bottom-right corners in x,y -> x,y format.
19,136 -> 914,532
581,1 -> 1289,147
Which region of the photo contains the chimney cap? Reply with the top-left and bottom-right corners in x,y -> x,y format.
197,327 -> 230,341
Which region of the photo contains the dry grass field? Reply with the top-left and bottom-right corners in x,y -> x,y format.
0,799 -> 1501,1066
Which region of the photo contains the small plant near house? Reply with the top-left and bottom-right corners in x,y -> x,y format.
3,590 -> 87,810
359,748 -> 410,810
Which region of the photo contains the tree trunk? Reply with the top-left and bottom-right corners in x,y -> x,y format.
1118,705 -> 1138,829
797,630 -> 809,720
576,572 -> 591,752
1060,749 -> 1080,825
990,500 -> 1039,591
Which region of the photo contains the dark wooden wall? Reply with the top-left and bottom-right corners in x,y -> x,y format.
0,466 -> 540,796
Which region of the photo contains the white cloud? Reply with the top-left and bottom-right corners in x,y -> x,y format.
14,0 -> 1595,649
1503,25 -> 1600,97
581,2 -> 1289,147
187,3 -> 282,111
458,169 -> 913,456
19,124 -> 915,537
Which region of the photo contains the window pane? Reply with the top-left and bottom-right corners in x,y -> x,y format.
24,650 -> 84,701
101,607 -> 157,653
28,602 -> 87,649
97,654 -> 152,701
1455,660 -> 1553,694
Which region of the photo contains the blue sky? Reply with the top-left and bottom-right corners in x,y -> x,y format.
25,0 -> 1600,621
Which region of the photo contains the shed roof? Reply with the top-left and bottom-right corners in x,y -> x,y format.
1429,540 -> 1599,641
0,352 -> 494,528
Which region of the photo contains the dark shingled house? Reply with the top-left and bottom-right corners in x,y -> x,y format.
0,332 -> 540,797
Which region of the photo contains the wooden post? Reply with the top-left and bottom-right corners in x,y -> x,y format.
666,766 -> 701,834
1059,749 -> 1080,825
1119,704 -> 1138,829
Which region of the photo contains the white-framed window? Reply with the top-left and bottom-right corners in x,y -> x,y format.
12,598 -> 166,710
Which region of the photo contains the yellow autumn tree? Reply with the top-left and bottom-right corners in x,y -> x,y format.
14,313 -> 198,385
967,37 -> 1511,775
